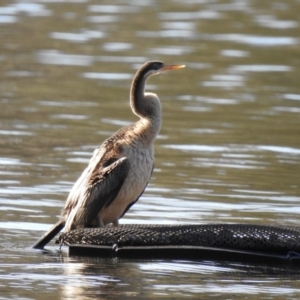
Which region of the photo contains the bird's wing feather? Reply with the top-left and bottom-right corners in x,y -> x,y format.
61,142 -> 110,221
70,157 -> 130,229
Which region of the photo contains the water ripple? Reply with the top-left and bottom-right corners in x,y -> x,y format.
202,74 -> 245,89
191,158 -> 266,170
7,70 -> 40,77
148,46 -> 193,56
50,30 -> 105,43
209,34 -> 298,46
102,42 -> 133,51
272,107 -> 300,113
137,30 -> 196,39
0,3 -> 51,18
229,64 -> 292,72
0,130 -> 33,136
162,21 -> 195,30
283,94 -> 300,101
159,11 -> 220,20
36,50 -> 94,66
96,56 -> 146,63
255,15 -> 298,29
163,144 -> 300,156
38,100 -> 98,107
177,95 -> 239,105
88,5 -> 140,13
0,15 -> 16,23
81,73 -> 131,80
86,15 -> 120,23
220,49 -> 249,57
257,145 -> 300,155
0,157 -> 29,166
101,118 -> 132,127
51,114 -> 88,120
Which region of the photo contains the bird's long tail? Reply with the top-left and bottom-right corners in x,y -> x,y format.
32,220 -> 65,249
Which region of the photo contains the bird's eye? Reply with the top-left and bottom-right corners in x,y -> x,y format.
155,63 -> 163,70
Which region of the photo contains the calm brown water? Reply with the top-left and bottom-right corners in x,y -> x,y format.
0,0 -> 300,299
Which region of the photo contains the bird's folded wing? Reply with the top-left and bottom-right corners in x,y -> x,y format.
71,157 -> 130,228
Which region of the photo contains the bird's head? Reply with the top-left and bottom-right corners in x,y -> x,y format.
141,61 -> 185,78
130,60 -> 185,123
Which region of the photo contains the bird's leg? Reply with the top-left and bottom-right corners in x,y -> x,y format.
113,220 -> 119,227
96,216 -> 105,228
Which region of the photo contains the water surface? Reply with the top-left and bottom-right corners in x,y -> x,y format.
0,0 -> 300,299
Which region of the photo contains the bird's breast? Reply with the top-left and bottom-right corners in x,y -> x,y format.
99,142 -> 154,225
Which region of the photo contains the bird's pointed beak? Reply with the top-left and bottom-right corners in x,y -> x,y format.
161,64 -> 185,72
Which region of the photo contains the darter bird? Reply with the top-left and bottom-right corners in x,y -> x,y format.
32,60 -> 185,249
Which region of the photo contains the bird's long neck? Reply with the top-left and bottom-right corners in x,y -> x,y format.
130,69 -> 161,144
130,68 -> 148,116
